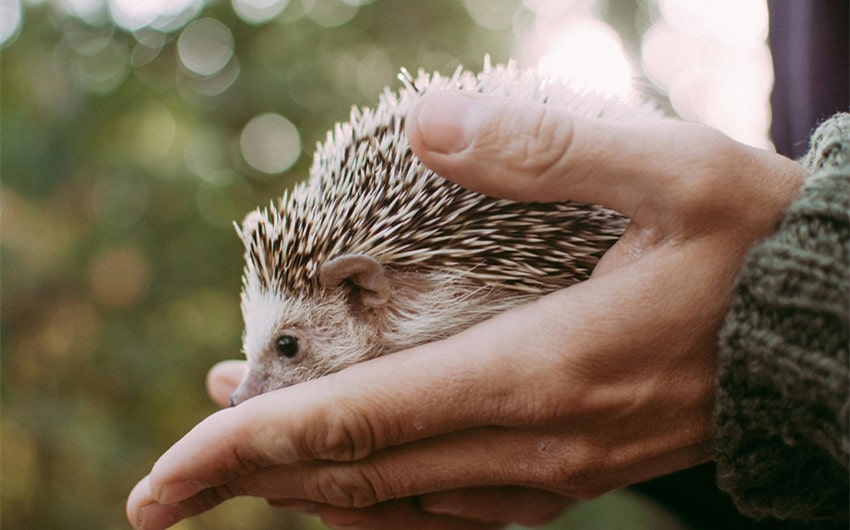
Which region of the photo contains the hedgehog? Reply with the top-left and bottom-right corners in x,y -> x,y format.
229,60 -> 660,405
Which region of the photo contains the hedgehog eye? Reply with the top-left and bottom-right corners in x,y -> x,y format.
276,335 -> 299,359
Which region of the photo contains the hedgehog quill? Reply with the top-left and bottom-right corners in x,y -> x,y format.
230,60 -> 660,405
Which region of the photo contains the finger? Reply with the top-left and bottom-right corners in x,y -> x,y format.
206,360 -> 248,407
131,473 -> 256,530
272,488 -> 571,528
144,283 -> 576,506
128,476 -> 191,530
406,91 -> 700,211
143,244 -> 716,509
133,490 -> 505,530
419,487 -> 574,527
316,499 -> 503,530
142,431 -> 708,530
263,488 -> 563,529
405,91 -> 802,227
171,414 -> 709,513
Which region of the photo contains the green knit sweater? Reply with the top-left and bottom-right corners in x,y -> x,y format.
715,113 -> 850,522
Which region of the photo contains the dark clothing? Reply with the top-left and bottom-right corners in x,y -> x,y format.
768,0 -> 849,159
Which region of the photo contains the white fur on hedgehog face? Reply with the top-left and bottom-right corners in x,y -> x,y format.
235,274 -> 381,401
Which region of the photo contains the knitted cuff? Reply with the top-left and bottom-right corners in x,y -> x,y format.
714,114 -> 850,522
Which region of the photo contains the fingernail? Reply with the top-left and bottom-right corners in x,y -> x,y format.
137,503 -> 182,530
415,92 -> 481,154
156,480 -> 203,505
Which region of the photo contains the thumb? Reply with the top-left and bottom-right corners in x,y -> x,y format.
405,91 -> 749,224
206,360 -> 248,408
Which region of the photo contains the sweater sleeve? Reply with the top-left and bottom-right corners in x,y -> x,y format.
714,113 -> 850,522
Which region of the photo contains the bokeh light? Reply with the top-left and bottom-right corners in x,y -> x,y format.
177,18 -> 235,77
240,113 -> 301,175
515,0 -> 634,97
54,0 -> 107,25
69,37 -> 130,94
232,0 -> 290,25
641,0 -> 772,147
521,0 -> 574,18
125,102 -> 180,168
185,126 -> 236,187
0,0 -> 22,47
515,0 -> 772,147
660,0 -> 768,44
303,0 -> 359,28
537,18 -> 633,96
462,0 -> 521,30
107,0 -> 202,32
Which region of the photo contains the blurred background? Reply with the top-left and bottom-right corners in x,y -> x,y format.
1,0 -> 772,528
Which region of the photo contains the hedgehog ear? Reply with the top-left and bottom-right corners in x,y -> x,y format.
319,254 -> 390,309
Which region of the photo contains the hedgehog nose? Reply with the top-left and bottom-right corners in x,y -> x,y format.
229,391 -> 245,407
229,389 -> 244,407
230,376 -> 262,406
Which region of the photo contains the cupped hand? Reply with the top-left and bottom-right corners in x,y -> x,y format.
127,91 -> 807,530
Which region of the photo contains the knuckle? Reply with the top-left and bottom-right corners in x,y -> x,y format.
514,105 -> 576,183
548,465 -> 608,500
307,403 -> 378,462
527,106 -> 576,177
296,378 -> 386,462
230,440 -> 264,474
309,464 -> 390,508
530,438 -> 611,500
480,103 -> 575,201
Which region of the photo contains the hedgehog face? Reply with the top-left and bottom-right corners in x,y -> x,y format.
231,287 -> 380,405
230,255 -> 389,405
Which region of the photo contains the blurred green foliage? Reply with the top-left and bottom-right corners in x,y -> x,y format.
1,0 -> 679,528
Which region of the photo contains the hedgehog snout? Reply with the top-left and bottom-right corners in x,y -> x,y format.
229,372 -> 265,406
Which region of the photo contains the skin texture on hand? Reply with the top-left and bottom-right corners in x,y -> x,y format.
127,91 -> 808,530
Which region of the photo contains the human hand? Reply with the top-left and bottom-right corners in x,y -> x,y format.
202,360 -> 574,529
126,91 -> 808,530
